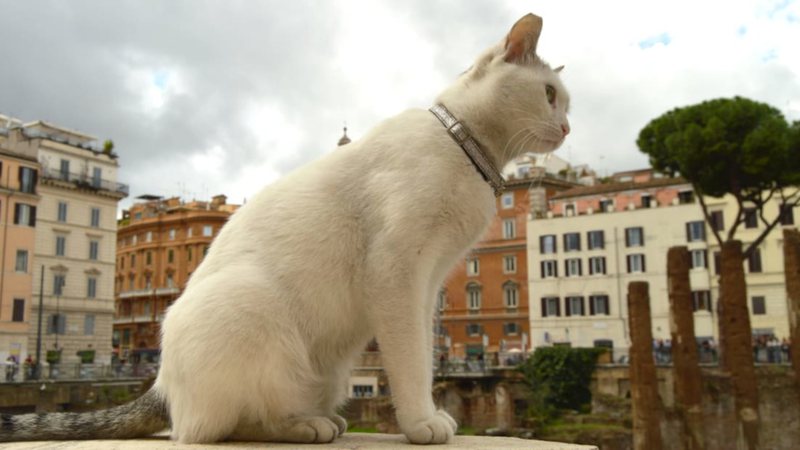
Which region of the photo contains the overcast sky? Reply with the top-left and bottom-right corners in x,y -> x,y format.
2,0 -> 799,210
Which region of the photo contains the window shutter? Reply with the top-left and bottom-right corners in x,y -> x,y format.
625,229 -> 630,246
32,170 -> 38,190
642,255 -> 646,272
540,261 -> 545,278
18,166 -> 23,189
14,203 -> 21,224
565,298 -> 572,316
626,255 -> 631,273
541,298 -> 547,317
590,296 -> 596,315
578,260 -> 583,276
58,315 -> 66,334
577,234 -> 582,251
539,236 -> 545,254
685,223 -> 691,242
47,315 -> 55,334
555,298 -> 561,317
29,206 -> 36,226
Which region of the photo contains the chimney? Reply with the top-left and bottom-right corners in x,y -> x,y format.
211,195 -> 227,207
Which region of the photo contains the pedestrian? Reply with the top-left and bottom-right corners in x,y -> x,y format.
5,355 -> 19,382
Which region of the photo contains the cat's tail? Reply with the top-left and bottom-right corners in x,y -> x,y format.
0,387 -> 169,442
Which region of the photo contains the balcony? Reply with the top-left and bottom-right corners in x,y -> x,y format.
119,289 -> 155,299
40,166 -> 129,197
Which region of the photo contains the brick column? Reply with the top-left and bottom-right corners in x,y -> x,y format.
667,247 -> 705,450
783,228 -> 800,396
628,281 -> 662,450
719,240 -> 759,450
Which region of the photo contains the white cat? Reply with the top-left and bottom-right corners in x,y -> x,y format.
0,13 -> 569,445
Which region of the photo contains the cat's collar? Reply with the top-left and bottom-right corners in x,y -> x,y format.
429,104 -> 505,197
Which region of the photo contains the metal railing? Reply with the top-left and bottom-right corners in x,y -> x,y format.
40,166 -> 129,196
2,362 -> 159,383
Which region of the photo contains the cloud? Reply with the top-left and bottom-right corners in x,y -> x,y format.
0,0 -> 798,211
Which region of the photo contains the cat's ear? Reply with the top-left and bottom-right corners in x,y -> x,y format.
554,65 -> 564,73
504,13 -> 543,64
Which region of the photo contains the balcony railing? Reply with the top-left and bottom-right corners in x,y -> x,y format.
40,166 -> 129,196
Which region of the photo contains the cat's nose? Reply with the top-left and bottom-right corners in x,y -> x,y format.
561,123 -> 570,137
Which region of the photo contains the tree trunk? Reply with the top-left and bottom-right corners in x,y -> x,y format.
628,281 -> 663,450
667,247 -> 705,450
719,240 -> 759,450
783,228 -> 800,398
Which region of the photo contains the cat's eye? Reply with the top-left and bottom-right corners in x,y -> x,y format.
545,85 -> 557,105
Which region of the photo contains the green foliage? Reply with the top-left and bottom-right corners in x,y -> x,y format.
103,139 -> 114,154
519,347 -> 604,421
637,97 -> 795,198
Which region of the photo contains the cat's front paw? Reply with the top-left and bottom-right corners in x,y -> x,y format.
404,410 -> 457,444
329,414 -> 348,436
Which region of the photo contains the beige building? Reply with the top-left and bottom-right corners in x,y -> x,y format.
0,118 -> 41,369
20,120 -> 127,365
528,170 -> 797,359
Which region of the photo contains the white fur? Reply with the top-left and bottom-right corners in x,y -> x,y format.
155,15 -> 569,445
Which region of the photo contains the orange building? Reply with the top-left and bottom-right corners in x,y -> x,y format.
0,124 -> 40,366
113,195 -> 239,360
438,172 -> 576,363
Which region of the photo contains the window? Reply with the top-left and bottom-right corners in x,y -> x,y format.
686,221 -> 706,242
203,225 -> 213,237
467,284 -> 482,310
540,235 -> 557,254
87,277 -> 97,299
59,159 -> 70,180
542,297 -> 560,317
625,227 -> 644,247
47,314 -> 66,334
19,167 -> 37,193
146,251 -> 152,265
747,249 -> 762,273
504,323 -> 520,336
541,260 -> 558,278
130,254 -> 136,267
692,290 -> 712,312
588,256 -> 606,275
169,229 -> 176,240
504,282 -> 519,309
627,254 -> 646,273
203,246 -> 210,257
146,231 -> 153,242
565,204 -> 576,216
15,250 -> 28,273
713,251 -> 721,275
132,235 -> 137,245
501,192 -> 514,209
53,275 -> 66,296
466,257 -> 479,276
503,255 -> 517,274
128,275 -> 135,290
187,227 -> 193,238
587,230 -> 604,250
563,233 -> 581,252
12,299 -> 25,322
437,289 -> 447,311
90,208 -> 100,227
352,385 -> 374,398
120,256 -> 125,269
145,275 -> 152,290
678,191 -> 694,204
589,295 -> 610,315
710,211 -> 725,232
466,324 -> 483,336
168,249 -> 175,264
166,273 -> 175,288
57,201 -> 68,222
690,249 -> 707,269
743,208 -> 758,229
84,315 -> 95,335
13,203 -> 36,226
502,219 -> 516,239
641,194 -> 652,208
55,236 -> 66,256
780,204 -> 795,225
188,247 -> 193,261
751,296 -> 766,315
92,167 -> 102,188
566,296 -> 584,316
599,199 -> 614,212
565,258 -> 582,277
89,241 -> 99,260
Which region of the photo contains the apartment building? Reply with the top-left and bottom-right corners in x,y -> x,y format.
0,120 -> 40,366
19,119 -> 128,365
114,195 -> 238,360
438,171 -> 576,362
528,170 -> 796,356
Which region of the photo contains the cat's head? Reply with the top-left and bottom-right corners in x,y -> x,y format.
442,14 -> 570,160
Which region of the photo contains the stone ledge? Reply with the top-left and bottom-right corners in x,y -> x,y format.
4,433 -> 597,449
